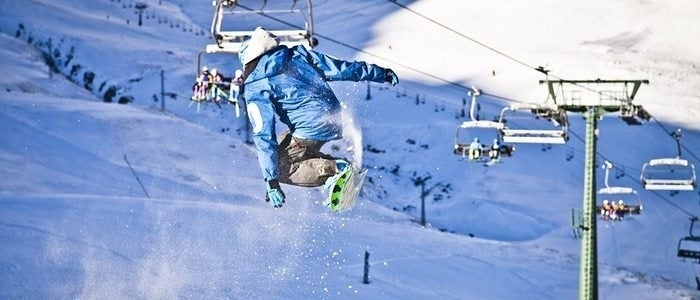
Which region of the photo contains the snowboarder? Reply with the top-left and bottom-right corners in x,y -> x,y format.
238,27 -> 398,209
469,137 -> 482,161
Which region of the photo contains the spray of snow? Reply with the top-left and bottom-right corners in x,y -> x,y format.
340,101 -> 363,167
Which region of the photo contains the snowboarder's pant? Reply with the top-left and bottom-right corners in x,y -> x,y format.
277,131 -> 338,187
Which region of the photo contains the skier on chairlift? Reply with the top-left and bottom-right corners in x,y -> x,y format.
488,138 -> 501,161
610,200 -> 620,221
469,137 -> 482,161
237,27 -> 399,209
616,199 -> 626,220
601,199 -> 612,221
192,77 -> 204,101
229,69 -> 243,105
192,66 -> 212,101
210,68 -> 227,103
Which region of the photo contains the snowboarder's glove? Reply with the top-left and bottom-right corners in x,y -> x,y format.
385,69 -> 399,86
265,180 -> 286,208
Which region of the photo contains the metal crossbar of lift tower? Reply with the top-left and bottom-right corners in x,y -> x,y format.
539,79 -> 649,108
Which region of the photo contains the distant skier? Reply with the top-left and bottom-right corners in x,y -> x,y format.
237,27 -> 399,208
469,137 -> 482,161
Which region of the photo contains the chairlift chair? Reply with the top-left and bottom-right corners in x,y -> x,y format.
596,187 -> 643,217
193,1 -> 317,112
454,120 -> 513,159
678,217 -> 700,262
453,87 -> 514,161
596,161 -> 643,219
641,158 -> 697,191
498,104 -> 569,144
640,128 -> 697,191
678,236 -> 700,261
208,0 -> 317,54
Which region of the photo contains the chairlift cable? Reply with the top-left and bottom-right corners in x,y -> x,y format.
237,4 -> 472,93
243,0 -> 653,110
386,0 -> 540,74
386,0 -> 653,105
650,116 -> 700,163
243,1 -> 547,107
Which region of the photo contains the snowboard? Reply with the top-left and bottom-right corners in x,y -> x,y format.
323,167 -> 368,212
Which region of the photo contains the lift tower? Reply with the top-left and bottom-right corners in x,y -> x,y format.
539,79 -> 650,300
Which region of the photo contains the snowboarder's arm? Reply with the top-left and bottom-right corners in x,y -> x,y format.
302,47 -> 395,84
247,98 -> 279,182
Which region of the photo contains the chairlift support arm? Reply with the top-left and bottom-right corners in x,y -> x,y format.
209,0 -> 316,53
539,79 -> 649,104
467,86 -> 481,122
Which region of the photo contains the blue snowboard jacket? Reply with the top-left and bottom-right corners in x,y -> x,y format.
243,45 -> 389,182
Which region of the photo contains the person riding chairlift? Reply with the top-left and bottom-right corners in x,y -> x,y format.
489,138 -> 501,161
192,66 -> 212,101
209,68 -> 228,103
229,69 -> 243,104
601,200 -> 612,221
616,199 -> 626,220
469,137 -> 482,161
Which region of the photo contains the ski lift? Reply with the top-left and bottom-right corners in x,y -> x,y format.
498,103 -> 569,144
596,161 -> 643,220
207,0 -> 317,54
454,120 -> 511,160
453,87 -> 514,161
678,217 -> 700,262
640,128 -> 697,191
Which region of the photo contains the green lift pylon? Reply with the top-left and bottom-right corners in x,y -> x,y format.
539,79 -> 650,300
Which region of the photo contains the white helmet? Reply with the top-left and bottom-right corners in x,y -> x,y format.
618,200 -> 624,204
202,65 -> 209,72
211,68 -> 218,74
239,27 -> 280,66
235,69 -> 243,77
603,200 -> 609,204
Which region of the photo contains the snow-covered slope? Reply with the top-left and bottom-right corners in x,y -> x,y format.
1,0 -> 699,298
